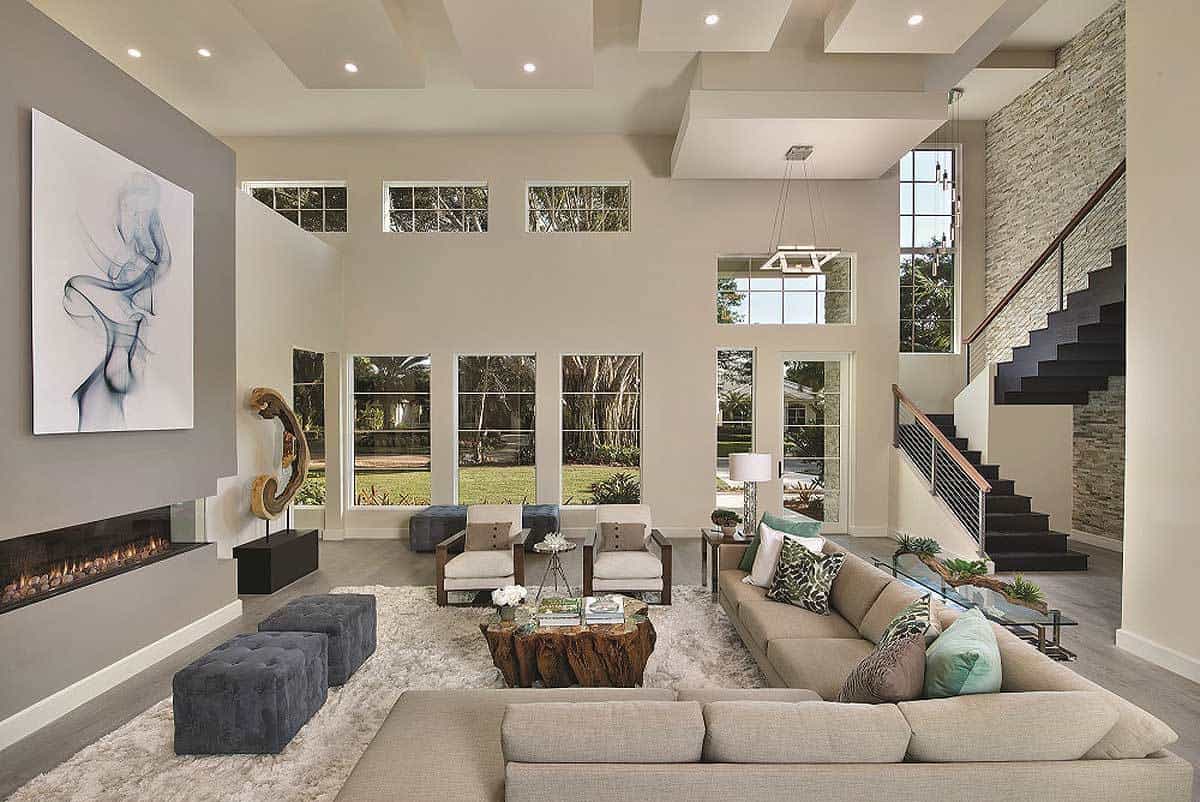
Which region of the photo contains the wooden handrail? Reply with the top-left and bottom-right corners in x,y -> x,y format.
892,384 -> 992,493
964,159 -> 1126,346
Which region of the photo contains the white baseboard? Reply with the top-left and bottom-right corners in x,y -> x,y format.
0,599 -> 243,753
1069,529 -> 1123,552
321,528 -> 346,541
850,525 -> 889,538
1116,628 -> 1200,684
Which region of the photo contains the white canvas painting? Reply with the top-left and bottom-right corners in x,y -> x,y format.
32,109 -> 194,434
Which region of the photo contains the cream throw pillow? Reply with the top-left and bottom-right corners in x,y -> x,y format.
742,523 -> 824,588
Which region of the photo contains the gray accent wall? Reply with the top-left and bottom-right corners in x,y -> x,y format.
0,2 -> 236,540
984,2 -> 1126,542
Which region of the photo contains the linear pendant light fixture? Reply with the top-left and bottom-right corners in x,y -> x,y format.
760,145 -> 841,275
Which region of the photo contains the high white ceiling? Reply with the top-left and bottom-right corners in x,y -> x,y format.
825,0 -> 1010,54
26,0 -> 1113,177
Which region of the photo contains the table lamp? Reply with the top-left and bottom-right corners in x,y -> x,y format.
729,453 -> 773,536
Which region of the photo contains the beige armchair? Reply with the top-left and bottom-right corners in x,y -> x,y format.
583,504 -> 672,605
436,505 -> 529,606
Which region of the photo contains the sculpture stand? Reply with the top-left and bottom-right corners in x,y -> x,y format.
233,524 -> 318,594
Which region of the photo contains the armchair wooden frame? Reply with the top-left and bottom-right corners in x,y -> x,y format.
435,528 -> 529,606
582,528 -> 672,605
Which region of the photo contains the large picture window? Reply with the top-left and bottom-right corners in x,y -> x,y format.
717,255 -> 852,325
527,183 -> 630,232
716,349 -> 753,511
243,181 -> 347,233
384,182 -> 488,233
293,349 -> 326,506
457,355 -> 536,504
900,148 -> 956,352
561,355 -> 641,504
352,355 -> 431,506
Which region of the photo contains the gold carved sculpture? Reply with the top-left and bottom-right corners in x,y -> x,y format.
248,387 -> 311,520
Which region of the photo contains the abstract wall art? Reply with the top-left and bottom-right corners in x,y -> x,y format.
32,109 -> 194,434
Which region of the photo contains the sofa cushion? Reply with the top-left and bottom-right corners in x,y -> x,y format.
444,550 -> 514,578
593,550 -> 662,580
740,600 -> 859,652
502,701 -> 703,763
766,638 -> 876,700
938,607 -> 1179,760
824,546 -> 894,628
835,630 -> 926,704
718,569 -> 767,613
701,701 -> 910,763
857,581 -> 925,644
924,608 -> 1002,698
335,688 -> 674,802
766,539 -> 845,615
899,691 -> 1119,762
675,688 -> 821,704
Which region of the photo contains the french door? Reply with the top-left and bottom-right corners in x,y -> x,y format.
779,353 -> 850,532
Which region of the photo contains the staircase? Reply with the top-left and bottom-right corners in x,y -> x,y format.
921,413 -> 1089,573
994,246 -> 1126,405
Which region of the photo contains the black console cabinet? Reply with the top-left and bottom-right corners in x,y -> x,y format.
232,528 -> 318,594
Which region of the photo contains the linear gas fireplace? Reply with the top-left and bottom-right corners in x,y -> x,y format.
0,505 -> 205,614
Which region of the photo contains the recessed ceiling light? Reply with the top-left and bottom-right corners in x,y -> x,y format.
523,62 -> 537,73
907,13 -> 924,26
704,13 -> 720,25
344,62 -> 359,73
197,48 -> 212,58
127,48 -> 142,58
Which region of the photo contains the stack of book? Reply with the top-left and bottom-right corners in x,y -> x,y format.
584,595 -> 624,625
536,597 -> 581,627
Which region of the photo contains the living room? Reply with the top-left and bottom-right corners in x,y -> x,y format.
1,0 -> 1197,800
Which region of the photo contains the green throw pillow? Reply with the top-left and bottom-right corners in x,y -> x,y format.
924,607 -> 1002,698
761,511 -> 823,538
739,513 -> 823,572
877,593 -> 941,649
766,537 -> 845,615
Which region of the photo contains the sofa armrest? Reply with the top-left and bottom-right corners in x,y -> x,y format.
583,529 -> 597,595
512,527 -> 531,547
436,529 -> 466,554
650,529 -> 672,604
511,528 -> 530,585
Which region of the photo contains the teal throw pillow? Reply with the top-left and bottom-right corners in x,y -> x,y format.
924,607 -> 1002,698
761,511 -> 823,539
737,530 -> 761,572
765,537 -> 845,615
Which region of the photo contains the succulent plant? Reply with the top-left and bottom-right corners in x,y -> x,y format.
893,533 -> 941,558
1007,574 -> 1046,605
942,558 -> 989,579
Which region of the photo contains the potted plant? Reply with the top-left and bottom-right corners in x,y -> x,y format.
491,585 -> 528,622
711,509 -> 742,537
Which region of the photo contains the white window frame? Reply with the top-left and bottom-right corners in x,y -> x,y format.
349,353 -> 432,510
525,181 -> 632,233
241,180 -> 347,233
454,353 -> 538,505
716,252 -> 857,326
381,180 -> 489,234
560,353 -> 643,508
899,144 -> 962,355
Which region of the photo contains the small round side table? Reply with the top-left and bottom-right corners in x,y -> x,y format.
532,540 -> 577,601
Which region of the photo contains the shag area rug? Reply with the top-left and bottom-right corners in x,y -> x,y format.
7,586 -> 762,802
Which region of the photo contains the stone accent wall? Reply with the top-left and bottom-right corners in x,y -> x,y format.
984,2 -> 1126,542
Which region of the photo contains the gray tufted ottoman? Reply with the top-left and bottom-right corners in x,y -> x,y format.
258,594 -> 377,685
172,632 -> 328,755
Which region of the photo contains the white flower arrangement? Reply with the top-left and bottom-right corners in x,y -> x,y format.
491,584 -> 528,608
542,532 -> 569,549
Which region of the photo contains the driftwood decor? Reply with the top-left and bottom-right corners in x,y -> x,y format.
248,387 -> 310,521
915,554 -> 1050,615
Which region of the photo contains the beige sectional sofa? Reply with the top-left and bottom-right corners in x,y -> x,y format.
335,542 -> 1192,802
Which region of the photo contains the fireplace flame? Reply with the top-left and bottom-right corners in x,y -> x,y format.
2,536 -> 170,607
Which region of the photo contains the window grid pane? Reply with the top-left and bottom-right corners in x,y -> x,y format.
385,183 -> 488,233
244,182 -> 347,232
562,355 -> 641,504
293,349 -> 326,507
353,355 -> 431,506
717,349 -> 754,512
718,255 -> 852,326
527,183 -> 631,232
899,148 -> 956,353
457,355 -> 536,504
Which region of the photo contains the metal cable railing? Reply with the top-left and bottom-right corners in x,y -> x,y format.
893,385 -> 990,556
964,160 -> 1126,381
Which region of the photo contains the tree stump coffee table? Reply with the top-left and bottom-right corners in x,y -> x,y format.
479,595 -> 656,688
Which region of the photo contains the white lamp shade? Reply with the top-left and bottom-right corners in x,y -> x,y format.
729,453 -> 773,482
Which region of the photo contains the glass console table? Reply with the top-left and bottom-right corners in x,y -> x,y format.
871,554 -> 1077,662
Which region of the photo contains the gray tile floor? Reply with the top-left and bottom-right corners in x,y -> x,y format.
0,537 -> 1196,799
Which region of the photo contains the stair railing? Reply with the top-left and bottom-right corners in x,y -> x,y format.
964,159 -> 1127,383
892,385 -> 990,557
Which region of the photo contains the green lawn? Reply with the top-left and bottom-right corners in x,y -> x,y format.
302,465 -> 644,505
